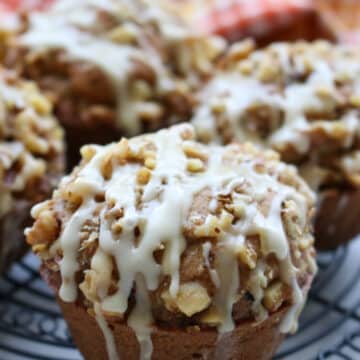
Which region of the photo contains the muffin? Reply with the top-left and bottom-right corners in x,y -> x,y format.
192,40 -> 360,249
0,69 -> 64,274
26,124 -> 316,359
5,0 -> 225,167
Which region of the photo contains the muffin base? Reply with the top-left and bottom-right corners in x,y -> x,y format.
58,298 -> 288,360
315,188 -> 360,250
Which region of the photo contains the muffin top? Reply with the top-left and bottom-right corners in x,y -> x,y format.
0,69 -> 63,218
27,124 -> 316,356
14,0 -> 225,135
192,41 -> 360,191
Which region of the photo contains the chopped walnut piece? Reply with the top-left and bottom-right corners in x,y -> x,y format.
161,282 -> 212,317
26,208 -> 59,247
183,142 -> 208,161
200,306 -> 222,326
144,157 -> 156,170
225,40 -> 255,64
187,158 -> 205,173
263,281 -> 290,313
137,167 -> 151,185
107,25 -> 137,44
81,145 -> 97,163
174,282 -> 211,317
237,244 -> 257,270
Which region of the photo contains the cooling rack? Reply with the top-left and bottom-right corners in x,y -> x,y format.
1,237 -> 360,360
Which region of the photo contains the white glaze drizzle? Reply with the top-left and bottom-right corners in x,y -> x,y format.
128,275 -> 154,360
59,197 -> 97,302
95,303 -> 119,360
202,242 -> 220,288
54,124 -> 314,359
212,245 -> 239,332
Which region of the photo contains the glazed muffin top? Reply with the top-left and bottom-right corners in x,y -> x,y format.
12,0 -> 225,135
27,124 -> 316,357
0,69 -> 64,218
192,40 -> 360,191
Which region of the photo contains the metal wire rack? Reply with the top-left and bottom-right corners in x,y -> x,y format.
0,237 -> 359,360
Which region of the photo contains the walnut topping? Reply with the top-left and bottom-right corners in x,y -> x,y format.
225,39 -> 255,64
237,244 -> 257,270
26,208 -> 58,250
193,210 -> 234,238
187,158 -> 205,173
81,145 -> 97,162
200,306 -> 222,326
183,142 -> 208,161
144,157 -> 156,170
137,167 -> 151,185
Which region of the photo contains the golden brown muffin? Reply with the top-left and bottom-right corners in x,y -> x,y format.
0,69 -> 64,274
191,40 -> 360,249
27,124 -> 316,359
5,0 -> 225,167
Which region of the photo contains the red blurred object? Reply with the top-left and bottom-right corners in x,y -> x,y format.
187,0 -> 334,44
0,0 -> 53,12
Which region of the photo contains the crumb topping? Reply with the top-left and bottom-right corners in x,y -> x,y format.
192,40 -> 360,191
27,124 -> 315,360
